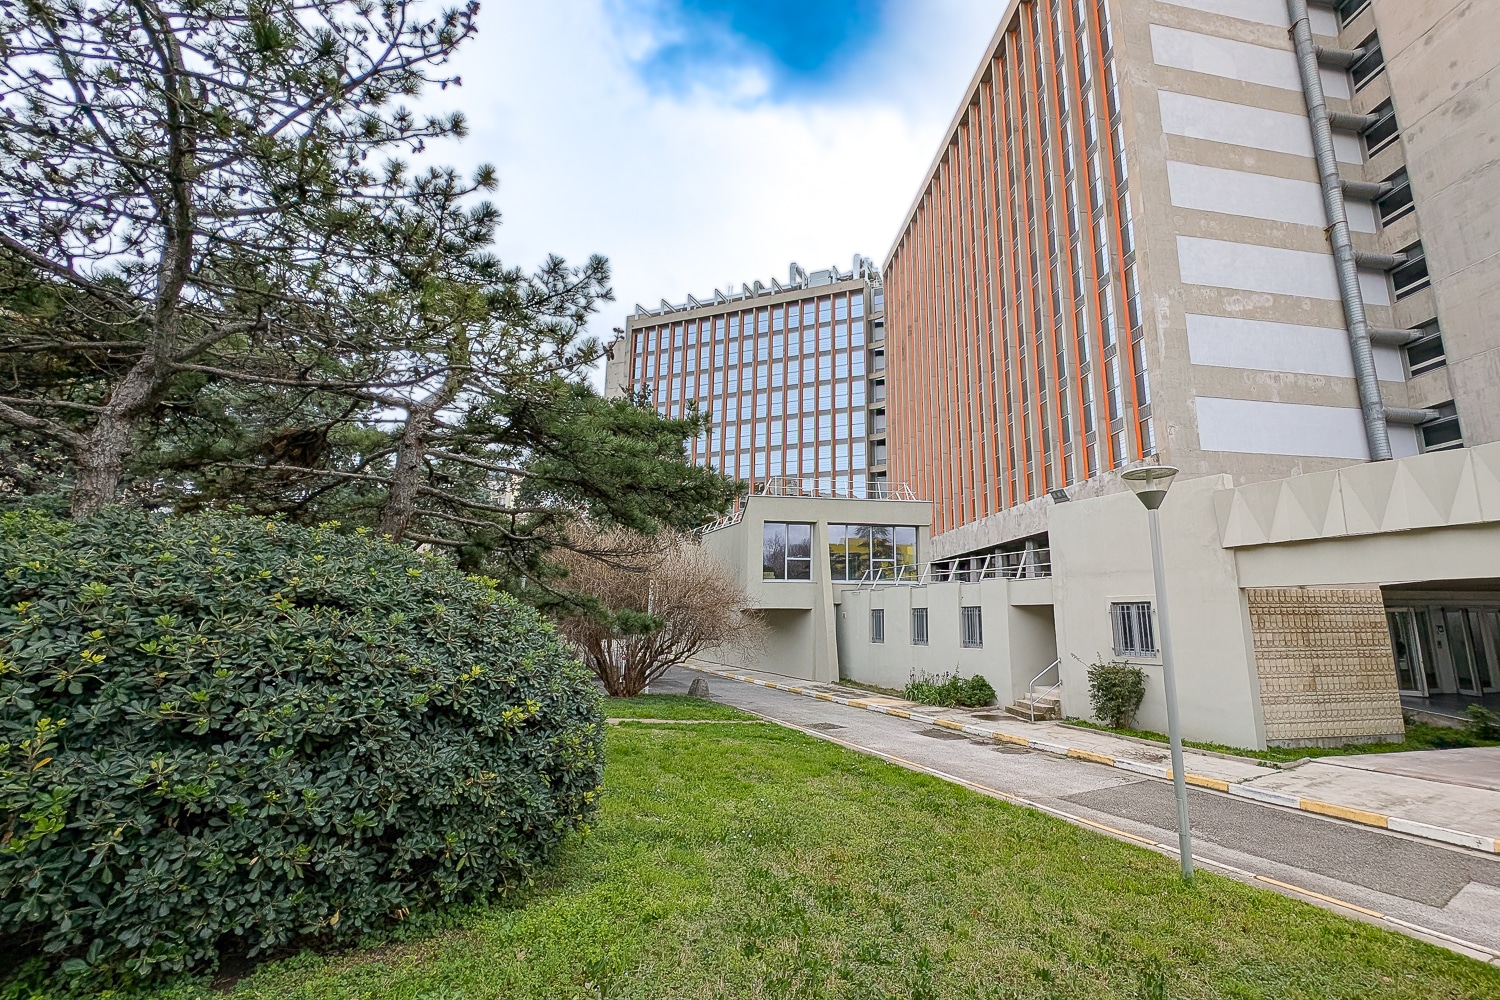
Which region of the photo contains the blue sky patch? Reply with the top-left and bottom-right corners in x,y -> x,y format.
623,0 -> 887,97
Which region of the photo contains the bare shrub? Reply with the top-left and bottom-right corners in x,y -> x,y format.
552,529 -> 762,696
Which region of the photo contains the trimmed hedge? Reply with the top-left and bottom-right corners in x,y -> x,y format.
0,510 -> 603,978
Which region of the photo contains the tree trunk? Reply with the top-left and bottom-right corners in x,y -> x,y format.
69,356 -> 169,517
378,404 -> 434,539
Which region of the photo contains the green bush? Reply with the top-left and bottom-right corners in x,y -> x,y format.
1467,704 -> 1500,740
1087,659 -> 1147,730
903,672 -> 997,708
0,509 -> 603,980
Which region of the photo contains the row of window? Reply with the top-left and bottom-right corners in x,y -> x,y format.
871,602 -> 1158,657
633,294 -> 866,351
868,606 -> 981,648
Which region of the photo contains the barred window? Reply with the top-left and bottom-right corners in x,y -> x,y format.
961,606 -> 983,649
1110,602 -> 1157,657
871,609 -> 885,644
911,607 -> 929,646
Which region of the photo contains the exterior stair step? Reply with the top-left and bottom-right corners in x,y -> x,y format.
1004,696 -> 1061,722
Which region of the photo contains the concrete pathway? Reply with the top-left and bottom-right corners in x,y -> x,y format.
653,664 -> 1500,963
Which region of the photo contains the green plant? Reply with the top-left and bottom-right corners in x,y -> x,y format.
1466,704 -> 1500,740
903,672 -> 997,708
0,509 -> 604,980
1087,658 -> 1147,730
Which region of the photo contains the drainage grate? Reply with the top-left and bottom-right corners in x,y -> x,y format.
804,722 -> 846,731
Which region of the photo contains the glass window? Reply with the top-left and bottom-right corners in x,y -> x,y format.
895,527 -> 917,570
911,607 -> 929,646
1392,242 -> 1430,300
870,609 -> 885,644
961,606 -> 983,648
1363,101 -> 1399,157
1404,323 -> 1446,377
1335,0 -> 1371,27
1377,168 -> 1413,227
827,524 -> 849,581
1110,602 -> 1157,657
1349,33 -> 1384,92
1419,402 -> 1463,452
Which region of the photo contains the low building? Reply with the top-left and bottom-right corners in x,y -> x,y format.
699,444 -> 1500,749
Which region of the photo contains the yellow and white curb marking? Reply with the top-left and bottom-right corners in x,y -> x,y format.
687,665 -> 1500,857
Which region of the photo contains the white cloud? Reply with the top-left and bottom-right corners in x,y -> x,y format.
424,0 -> 1000,381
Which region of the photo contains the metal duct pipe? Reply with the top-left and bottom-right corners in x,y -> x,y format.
1355,251 -> 1408,270
1316,45 -> 1366,69
1287,0 -> 1393,460
1385,407 -> 1441,426
1341,178 -> 1394,200
1369,327 -> 1425,347
1328,110 -> 1381,132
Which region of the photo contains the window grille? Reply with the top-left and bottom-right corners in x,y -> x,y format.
911,608 -> 929,646
1110,602 -> 1157,657
961,606 -> 984,649
871,609 -> 885,644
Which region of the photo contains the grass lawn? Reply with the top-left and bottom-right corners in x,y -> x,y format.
19,697 -> 1499,1000
603,694 -> 756,721
1063,717 -> 1500,764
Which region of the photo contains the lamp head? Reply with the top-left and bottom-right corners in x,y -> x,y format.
1121,465 -> 1179,511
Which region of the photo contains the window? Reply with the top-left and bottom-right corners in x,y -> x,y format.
1377,169 -> 1414,227
1363,101 -> 1399,157
763,522 -> 813,580
1420,403 -> 1464,452
828,525 -> 920,581
911,608 -> 929,646
961,606 -> 983,648
1392,242 -> 1431,300
870,609 -> 885,644
1111,602 -> 1158,657
1349,33 -> 1385,92
1404,323 -> 1446,377
1334,0 -> 1371,27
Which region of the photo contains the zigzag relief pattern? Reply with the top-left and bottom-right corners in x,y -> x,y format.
1218,442 -> 1500,547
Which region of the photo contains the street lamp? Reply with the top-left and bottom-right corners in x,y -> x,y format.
1121,465 -> 1194,880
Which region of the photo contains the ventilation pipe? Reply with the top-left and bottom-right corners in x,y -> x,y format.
1286,0 -> 1392,460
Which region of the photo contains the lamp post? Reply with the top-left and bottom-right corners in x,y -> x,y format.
1121,465 -> 1194,879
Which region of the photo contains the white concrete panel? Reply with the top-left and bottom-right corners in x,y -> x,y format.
1195,396 -> 1371,459
1167,161 -> 1376,232
1178,236 -> 1337,298
1158,91 -> 1363,163
1309,7 -> 1339,36
1321,67 -> 1351,100
1150,24 -> 1300,91
1347,198 -> 1377,233
1186,313 -> 1407,380
1177,236 -> 1392,305
1156,0 -> 1287,26
1390,424 -> 1421,459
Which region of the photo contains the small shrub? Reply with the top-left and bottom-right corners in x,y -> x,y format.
1466,704 -> 1500,740
1087,659 -> 1147,730
904,672 -> 997,708
0,509 -> 604,980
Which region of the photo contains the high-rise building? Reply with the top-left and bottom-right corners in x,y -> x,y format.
604,258 -> 891,498
883,0 -> 1498,547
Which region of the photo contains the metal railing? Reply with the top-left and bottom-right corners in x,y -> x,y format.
1027,658 -> 1063,723
698,510 -> 745,535
849,548 -> 1052,590
755,477 -> 917,501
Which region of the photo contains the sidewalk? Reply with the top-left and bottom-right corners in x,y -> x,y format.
686,662 -> 1500,855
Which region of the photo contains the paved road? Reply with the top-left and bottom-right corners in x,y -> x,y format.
650,667 -> 1500,962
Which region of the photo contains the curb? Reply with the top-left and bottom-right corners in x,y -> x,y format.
686,664 -> 1500,856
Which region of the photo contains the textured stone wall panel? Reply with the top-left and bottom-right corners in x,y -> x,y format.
1247,588 -> 1404,745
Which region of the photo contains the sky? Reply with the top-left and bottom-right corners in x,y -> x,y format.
425,0 -> 1000,372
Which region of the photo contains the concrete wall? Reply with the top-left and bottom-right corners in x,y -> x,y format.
1048,473 -> 1268,749
698,492 -> 933,683
1369,0 -> 1500,444
836,580 -> 1056,703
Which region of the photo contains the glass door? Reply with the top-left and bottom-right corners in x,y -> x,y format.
1387,610 -> 1426,695
1466,609 -> 1500,693
1445,609 -> 1482,696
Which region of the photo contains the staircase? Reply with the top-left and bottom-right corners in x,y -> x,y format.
1005,692 -> 1061,722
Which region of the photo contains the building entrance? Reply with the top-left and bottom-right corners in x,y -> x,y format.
1386,603 -> 1500,698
